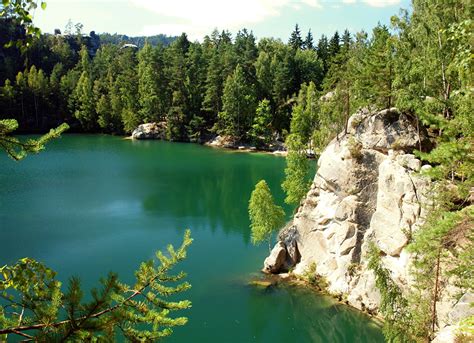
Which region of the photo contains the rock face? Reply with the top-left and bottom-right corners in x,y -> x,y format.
131,122 -> 167,140
266,108 -> 471,341
263,242 -> 287,273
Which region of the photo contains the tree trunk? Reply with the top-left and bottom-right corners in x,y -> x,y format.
431,247 -> 442,335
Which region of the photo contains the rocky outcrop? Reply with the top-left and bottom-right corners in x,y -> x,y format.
131,122 -> 167,140
265,108 -> 471,341
205,135 -> 287,155
263,242 -> 287,274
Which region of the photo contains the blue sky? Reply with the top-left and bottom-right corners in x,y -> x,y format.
33,0 -> 412,41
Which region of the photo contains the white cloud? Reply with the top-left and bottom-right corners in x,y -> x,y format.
342,0 -> 400,6
142,23 -> 211,40
301,0 -> 323,9
132,0 -> 322,39
363,0 -> 401,7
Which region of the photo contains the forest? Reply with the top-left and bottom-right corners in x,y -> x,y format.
0,0 -> 473,341
0,14 -> 350,144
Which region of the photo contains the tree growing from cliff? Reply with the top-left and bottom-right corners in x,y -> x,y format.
248,180 -> 285,251
282,134 -> 312,206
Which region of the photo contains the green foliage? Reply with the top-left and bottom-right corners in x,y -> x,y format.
249,99 -> 273,145
73,71 -> 97,130
367,243 -> 415,342
290,81 -> 319,147
248,180 -> 285,250
288,24 -> 303,50
281,134 -> 311,206
0,230 -> 193,341
216,64 -> 257,139
1,0 -> 47,51
407,206 -> 473,338
456,315 -> 474,341
347,136 -> 363,160
0,119 -> 68,160
300,262 -> 328,291
138,43 -> 166,123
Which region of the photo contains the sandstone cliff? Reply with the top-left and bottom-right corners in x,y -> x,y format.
264,108 -> 473,341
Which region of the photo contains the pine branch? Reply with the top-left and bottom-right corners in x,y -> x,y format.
0,230 -> 192,338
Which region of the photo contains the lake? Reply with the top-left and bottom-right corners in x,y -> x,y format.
0,135 -> 383,342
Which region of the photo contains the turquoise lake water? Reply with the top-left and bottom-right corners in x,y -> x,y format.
0,135 -> 384,342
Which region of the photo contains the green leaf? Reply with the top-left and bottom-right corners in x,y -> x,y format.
41,1 -> 47,10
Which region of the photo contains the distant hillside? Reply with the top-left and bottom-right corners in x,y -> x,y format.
98,33 -> 177,48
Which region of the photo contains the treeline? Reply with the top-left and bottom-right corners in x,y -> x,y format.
0,19 -> 352,139
98,32 -> 176,48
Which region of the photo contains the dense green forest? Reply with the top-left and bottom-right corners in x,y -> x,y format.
0,15 -> 347,142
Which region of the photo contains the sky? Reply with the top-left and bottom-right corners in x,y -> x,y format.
33,0 -> 412,41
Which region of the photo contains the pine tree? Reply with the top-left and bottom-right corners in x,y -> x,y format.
255,50 -> 273,100
216,64 -> 257,139
185,43 -> 207,127
234,29 -> 258,83
304,30 -> 314,50
114,48 -> 139,133
328,31 -> 340,59
0,230 -> 193,341
138,43 -> 164,123
73,71 -> 96,131
0,119 -> 68,160
166,90 -> 187,140
202,51 -> 223,125
341,29 -> 352,54
289,24 -> 303,50
317,35 -> 329,74
248,180 -> 285,251
365,25 -> 394,109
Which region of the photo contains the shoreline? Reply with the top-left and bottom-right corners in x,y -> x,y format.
125,134 -> 289,156
252,272 -> 384,323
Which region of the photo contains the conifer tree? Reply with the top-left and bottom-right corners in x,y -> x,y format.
138,43 -> 164,123
249,99 -> 273,145
304,30 -> 314,50
0,119 -> 68,160
317,35 -> 329,73
289,24 -> 303,50
202,51 -> 223,124
0,230 -> 193,341
255,50 -> 273,100
73,70 -> 96,131
328,31 -> 340,60
216,64 -> 256,139
366,25 -> 394,109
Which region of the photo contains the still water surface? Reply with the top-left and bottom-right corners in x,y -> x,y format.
0,135 -> 383,342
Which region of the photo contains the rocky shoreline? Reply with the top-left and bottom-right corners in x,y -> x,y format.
129,122 -> 288,156
262,108 -> 473,342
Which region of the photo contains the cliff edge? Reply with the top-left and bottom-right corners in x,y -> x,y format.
264,108 -> 473,341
